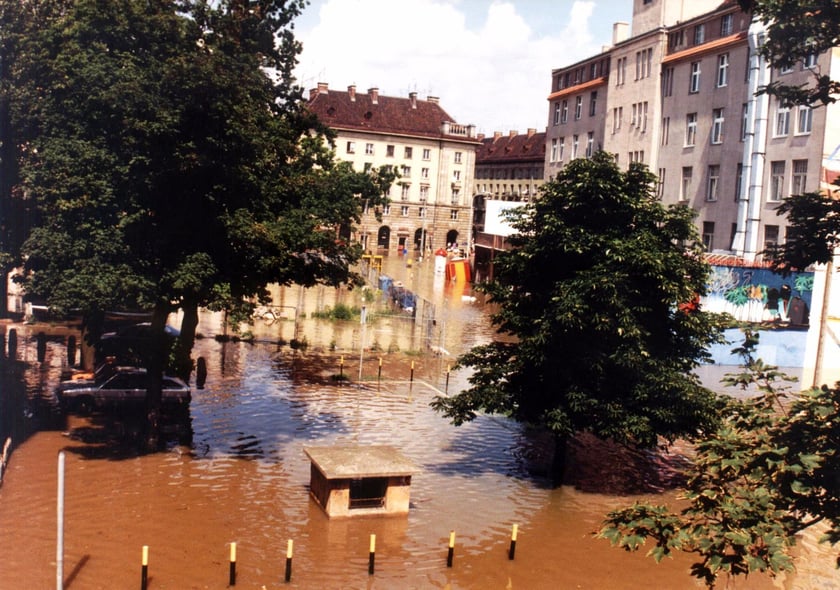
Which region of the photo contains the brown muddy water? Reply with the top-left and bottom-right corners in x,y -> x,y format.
0,255 -> 837,589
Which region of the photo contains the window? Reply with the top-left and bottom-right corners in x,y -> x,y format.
616,56 -> 627,86
689,62 -> 701,93
559,137 -> 566,161
589,91 -> 598,116
561,100 -> 568,123
404,147 -> 413,159
629,150 -> 644,164
451,188 -> 460,205
349,477 -> 387,509
769,161 -> 785,201
419,185 -> 429,201
720,13 -> 733,36
418,207 -> 426,218
365,143 -> 374,155
741,103 -> 749,140
702,222 -> 715,251
450,209 -> 458,220
661,117 -> 670,145
454,151 -> 462,164
711,108 -> 724,144
386,145 -> 395,157
707,165 -> 720,201
574,96 -> 582,120
694,24 -> 706,45
735,163 -> 744,200
717,53 -> 729,87
669,30 -> 685,51
804,51 -> 818,69
657,168 -> 666,199
612,107 -> 622,133
764,224 -> 779,250
685,113 -> 698,146
662,67 -> 674,97
401,165 -> 411,177
422,148 -> 431,160
383,205 -> 391,216
551,138 -> 558,161
586,132 -> 594,158
681,166 -> 693,201
453,170 -> 461,181
631,103 -> 638,127
421,167 -> 429,179
640,101 -> 648,131
346,141 -> 356,154
400,184 -> 410,200
796,105 -> 813,134
775,102 -> 790,136
400,205 -> 409,216
780,63 -> 794,75
572,135 -> 579,159
554,102 -> 561,125
792,159 -> 808,194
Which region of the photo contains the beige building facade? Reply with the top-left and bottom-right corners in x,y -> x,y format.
545,0 -> 840,262
307,84 -> 479,255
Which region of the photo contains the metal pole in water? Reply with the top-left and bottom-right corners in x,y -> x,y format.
508,524 -> 518,560
141,545 -> 149,590
368,534 -> 376,575
446,530 -> 455,567
284,539 -> 293,583
229,542 -> 236,586
56,451 -> 65,590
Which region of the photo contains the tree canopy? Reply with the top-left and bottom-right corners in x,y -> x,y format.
2,0 -> 394,329
432,152 -> 725,473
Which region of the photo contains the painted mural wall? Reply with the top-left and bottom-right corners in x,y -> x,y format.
702,265 -> 814,325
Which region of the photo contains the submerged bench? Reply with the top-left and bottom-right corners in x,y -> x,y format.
304,445 -> 417,518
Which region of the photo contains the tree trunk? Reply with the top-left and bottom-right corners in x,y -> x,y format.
144,302 -> 169,452
175,300 -> 199,382
551,434 -> 568,487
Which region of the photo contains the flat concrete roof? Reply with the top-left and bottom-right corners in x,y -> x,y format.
304,445 -> 417,479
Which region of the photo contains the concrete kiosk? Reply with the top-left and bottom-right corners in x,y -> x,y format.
304,445 -> 416,518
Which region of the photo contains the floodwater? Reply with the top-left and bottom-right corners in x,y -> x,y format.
0,255 -> 837,589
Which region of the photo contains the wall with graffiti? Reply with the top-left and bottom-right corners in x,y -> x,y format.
702,265 -> 814,326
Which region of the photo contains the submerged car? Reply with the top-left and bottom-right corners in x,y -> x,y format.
56,367 -> 190,413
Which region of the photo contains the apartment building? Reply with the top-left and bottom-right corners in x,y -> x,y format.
472,129 -> 546,281
545,0 -> 840,262
306,83 -> 479,255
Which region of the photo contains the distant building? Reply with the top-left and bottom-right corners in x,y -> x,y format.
472,129 -> 546,281
306,83 -> 479,255
544,0 -> 840,262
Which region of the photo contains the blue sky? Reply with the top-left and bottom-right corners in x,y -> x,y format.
293,0 -> 633,133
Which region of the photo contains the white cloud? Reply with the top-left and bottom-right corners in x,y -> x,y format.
295,0 -> 603,133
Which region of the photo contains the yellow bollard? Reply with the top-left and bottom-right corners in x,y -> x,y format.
508,524 -> 518,560
447,530 -> 455,567
368,534 -> 376,575
141,545 -> 149,590
285,539 -> 293,583
229,542 -> 236,586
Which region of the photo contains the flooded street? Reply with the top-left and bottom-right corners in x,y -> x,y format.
0,255 -> 836,588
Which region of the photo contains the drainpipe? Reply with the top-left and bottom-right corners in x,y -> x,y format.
732,20 -> 770,260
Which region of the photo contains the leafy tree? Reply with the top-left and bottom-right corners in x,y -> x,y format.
2,0 -> 394,446
432,152 -> 725,479
600,331 -> 840,588
738,0 -> 840,107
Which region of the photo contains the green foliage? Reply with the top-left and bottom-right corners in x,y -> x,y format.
311,304 -> 359,321
767,191 -> 840,273
600,331 -> 840,588
433,152 -> 726,449
738,0 -> 840,107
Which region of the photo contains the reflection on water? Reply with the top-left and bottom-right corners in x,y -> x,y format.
0,256 -> 837,588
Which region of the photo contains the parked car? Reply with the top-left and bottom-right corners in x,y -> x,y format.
56,367 -> 190,414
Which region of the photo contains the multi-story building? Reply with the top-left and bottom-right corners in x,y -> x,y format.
544,0 -> 840,262
472,129 -> 546,281
306,83 -> 479,255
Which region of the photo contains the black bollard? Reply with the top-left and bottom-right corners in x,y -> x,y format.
447,531 -> 455,567
284,539 -> 293,583
141,546 -> 149,590
8,329 -> 17,359
508,524 -> 518,560
36,332 -> 47,363
196,357 -> 207,389
368,534 -> 376,575
229,542 -> 236,586
67,335 -> 77,367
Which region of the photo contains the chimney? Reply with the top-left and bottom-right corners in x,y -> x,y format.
612,22 -> 629,45
509,130 -> 518,137
477,133 -> 485,141
527,128 -> 536,137
368,87 -> 379,104
310,82 -> 328,100
409,91 -> 417,109
493,131 -> 502,140
427,96 -> 439,104
348,84 -> 356,101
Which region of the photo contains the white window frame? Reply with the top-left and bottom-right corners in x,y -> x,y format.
791,159 -> 808,194
796,105 -> 812,134
707,165 -> 720,201
422,148 -> 431,160
711,108 -> 724,144
685,113 -> 698,146
689,62 -> 701,93
574,96 -> 582,120
716,53 -> 729,87
454,151 -> 462,164
775,103 -> 790,136
769,161 -> 785,202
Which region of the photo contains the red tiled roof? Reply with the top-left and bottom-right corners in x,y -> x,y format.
662,31 -> 748,64
476,132 -> 546,164
306,87 -> 477,142
546,77 -> 607,101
